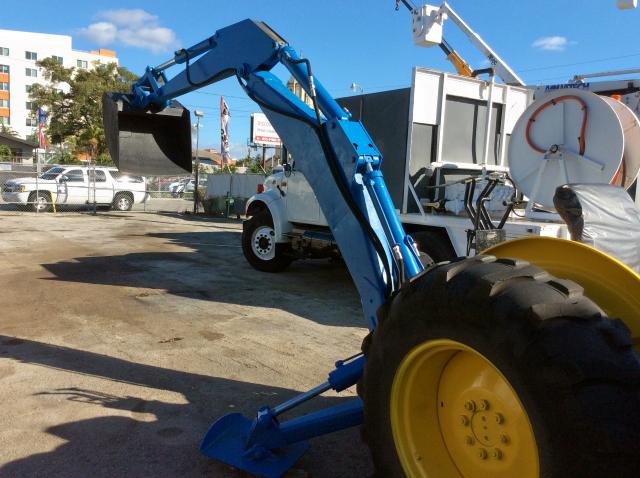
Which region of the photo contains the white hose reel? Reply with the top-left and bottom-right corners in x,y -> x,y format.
508,89 -> 640,211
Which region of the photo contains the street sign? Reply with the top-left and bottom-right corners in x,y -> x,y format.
250,113 -> 281,146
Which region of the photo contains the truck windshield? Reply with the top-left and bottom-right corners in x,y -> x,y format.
40,167 -> 65,180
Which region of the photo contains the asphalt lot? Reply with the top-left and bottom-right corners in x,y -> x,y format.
0,211 -> 372,477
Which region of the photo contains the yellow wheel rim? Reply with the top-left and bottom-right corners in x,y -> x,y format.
391,339 -> 539,478
485,237 -> 640,346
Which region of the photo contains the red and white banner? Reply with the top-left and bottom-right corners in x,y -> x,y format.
220,97 -> 230,165
37,107 -> 47,149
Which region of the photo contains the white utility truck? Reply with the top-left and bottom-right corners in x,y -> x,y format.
2,165 -> 148,212
243,68 -> 547,270
242,67 -> 640,271
241,1 -> 640,272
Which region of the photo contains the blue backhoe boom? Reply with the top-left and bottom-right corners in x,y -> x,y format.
104,18 -> 423,477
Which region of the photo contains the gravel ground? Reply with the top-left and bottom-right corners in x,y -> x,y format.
0,211 -> 373,477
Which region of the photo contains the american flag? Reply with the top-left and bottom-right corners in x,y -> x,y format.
220,96 -> 230,167
37,107 -> 47,149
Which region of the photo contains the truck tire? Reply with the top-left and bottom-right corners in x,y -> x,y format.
361,255 -> 640,478
30,191 -> 51,212
242,209 -> 293,273
411,230 -> 456,267
112,193 -> 133,211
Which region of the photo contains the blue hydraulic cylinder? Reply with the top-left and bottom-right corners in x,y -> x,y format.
366,168 -> 423,279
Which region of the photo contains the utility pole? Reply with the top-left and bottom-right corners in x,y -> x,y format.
193,110 -> 204,214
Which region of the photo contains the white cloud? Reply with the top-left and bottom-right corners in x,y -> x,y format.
97,9 -> 158,28
118,27 -> 177,53
78,9 -> 178,54
79,22 -> 117,45
532,36 -> 571,52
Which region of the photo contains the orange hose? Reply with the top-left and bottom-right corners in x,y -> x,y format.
525,95 -> 588,156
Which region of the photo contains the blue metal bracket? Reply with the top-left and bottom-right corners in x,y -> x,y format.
200,355 -> 365,477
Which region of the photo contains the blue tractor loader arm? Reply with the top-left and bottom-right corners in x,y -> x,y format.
103,18 -> 423,477
104,16 -> 640,478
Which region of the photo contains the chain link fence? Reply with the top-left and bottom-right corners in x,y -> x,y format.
0,158 -> 148,214
0,157 -> 266,217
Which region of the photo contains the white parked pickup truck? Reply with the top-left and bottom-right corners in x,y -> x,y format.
2,165 -> 148,212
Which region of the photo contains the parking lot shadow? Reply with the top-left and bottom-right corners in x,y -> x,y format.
40,230 -> 364,329
0,335 -> 371,477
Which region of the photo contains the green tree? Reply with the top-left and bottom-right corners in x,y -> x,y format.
0,144 -> 12,161
28,58 -> 138,162
0,124 -> 19,137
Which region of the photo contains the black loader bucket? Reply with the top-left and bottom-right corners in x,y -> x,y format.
103,93 -> 192,175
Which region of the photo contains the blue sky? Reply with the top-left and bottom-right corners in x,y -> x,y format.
2,0 -> 640,157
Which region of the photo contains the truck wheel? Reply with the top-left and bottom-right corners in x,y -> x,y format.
242,209 -> 292,273
112,193 -> 133,211
361,256 -> 640,478
30,191 -> 51,212
411,230 -> 456,267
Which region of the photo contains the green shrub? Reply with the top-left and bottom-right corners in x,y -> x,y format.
0,144 -> 13,161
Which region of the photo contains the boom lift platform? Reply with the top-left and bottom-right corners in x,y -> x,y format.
104,17 -> 640,478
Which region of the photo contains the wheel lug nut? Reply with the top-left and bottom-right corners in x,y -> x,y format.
478,448 -> 487,460
460,415 -> 469,426
495,412 -> 504,424
464,400 -> 476,412
500,434 -> 510,444
465,435 -> 475,445
493,448 -> 503,460
478,399 -> 489,411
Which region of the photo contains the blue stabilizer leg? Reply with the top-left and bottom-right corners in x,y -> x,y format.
200,355 -> 365,477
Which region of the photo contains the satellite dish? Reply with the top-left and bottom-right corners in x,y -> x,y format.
508,89 -> 628,208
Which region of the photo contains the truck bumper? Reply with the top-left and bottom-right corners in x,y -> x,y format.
2,192 -> 29,204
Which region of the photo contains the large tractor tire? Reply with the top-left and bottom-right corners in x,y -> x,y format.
361,255 -> 640,478
242,209 -> 293,273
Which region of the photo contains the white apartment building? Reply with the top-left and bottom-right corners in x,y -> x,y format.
0,29 -> 118,140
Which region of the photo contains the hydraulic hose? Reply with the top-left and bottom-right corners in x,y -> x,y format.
526,95 -> 588,155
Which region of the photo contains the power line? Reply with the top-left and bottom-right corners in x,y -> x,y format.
190,90 -> 254,101
518,52 -> 640,73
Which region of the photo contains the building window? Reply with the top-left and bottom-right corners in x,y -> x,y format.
51,55 -> 63,64
25,84 -> 33,93
26,118 -> 37,127
0,65 -> 8,74
25,68 -> 37,77
0,117 -> 11,125
25,101 -> 35,111
0,99 -> 9,108
25,51 -> 37,61
0,48 -> 8,57
0,82 -> 8,91
77,60 -> 88,69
